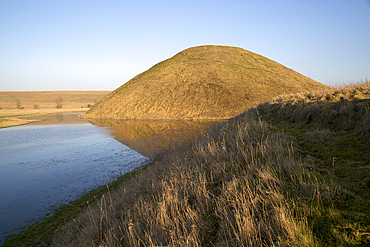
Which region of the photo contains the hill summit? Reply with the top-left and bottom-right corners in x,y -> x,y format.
84,45 -> 328,119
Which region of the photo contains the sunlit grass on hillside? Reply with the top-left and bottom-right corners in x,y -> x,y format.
3,82 -> 369,246
267,80 -> 370,104
84,46 -> 327,119
260,80 -> 370,140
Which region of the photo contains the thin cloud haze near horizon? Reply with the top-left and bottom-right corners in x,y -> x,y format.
0,0 -> 369,91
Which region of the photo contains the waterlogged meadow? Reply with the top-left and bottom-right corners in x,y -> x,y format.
0,114 -> 148,244
0,113 -> 220,245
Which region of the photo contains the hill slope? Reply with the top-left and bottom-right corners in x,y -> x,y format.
83,45 -> 328,119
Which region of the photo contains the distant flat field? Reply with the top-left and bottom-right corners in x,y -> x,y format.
0,91 -> 110,110
0,91 -> 111,128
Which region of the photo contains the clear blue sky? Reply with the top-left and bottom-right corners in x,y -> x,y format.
1,0 -> 369,91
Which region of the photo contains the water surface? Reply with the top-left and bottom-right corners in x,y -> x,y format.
0,113 -> 222,244
89,118 -> 222,157
0,114 -> 148,244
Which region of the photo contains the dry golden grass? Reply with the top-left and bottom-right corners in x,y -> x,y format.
51,111 -> 318,246
259,79 -> 370,140
267,79 -> 370,105
84,46 -> 328,119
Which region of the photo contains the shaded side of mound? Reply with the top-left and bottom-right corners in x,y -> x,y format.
84,45 -> 328,119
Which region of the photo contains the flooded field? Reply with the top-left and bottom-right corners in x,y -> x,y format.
0,113 -> 221,244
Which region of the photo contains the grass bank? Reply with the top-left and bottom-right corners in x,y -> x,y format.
3,82 -> 369,246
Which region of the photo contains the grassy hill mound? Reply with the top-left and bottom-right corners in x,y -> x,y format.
83,45 -> 328,119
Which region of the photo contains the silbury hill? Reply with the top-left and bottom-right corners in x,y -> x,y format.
83,45 -> 328,119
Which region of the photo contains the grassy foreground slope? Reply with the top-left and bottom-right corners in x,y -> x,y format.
15,82 -> 364,246
83,45 -> 327,119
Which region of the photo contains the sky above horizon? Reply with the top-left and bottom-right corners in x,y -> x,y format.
1,0 -> 369,91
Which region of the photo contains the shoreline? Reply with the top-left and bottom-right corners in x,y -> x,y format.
2,160 -> 152,246
79,113 -> 232,121
0,108 -> 87,128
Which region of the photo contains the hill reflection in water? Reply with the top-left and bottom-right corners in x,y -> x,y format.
88,119 -> 223,157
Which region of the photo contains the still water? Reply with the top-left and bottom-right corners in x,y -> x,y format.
0,113 -> 221,244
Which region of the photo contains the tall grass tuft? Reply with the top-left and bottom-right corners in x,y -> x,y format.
258,79 -> 370,140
